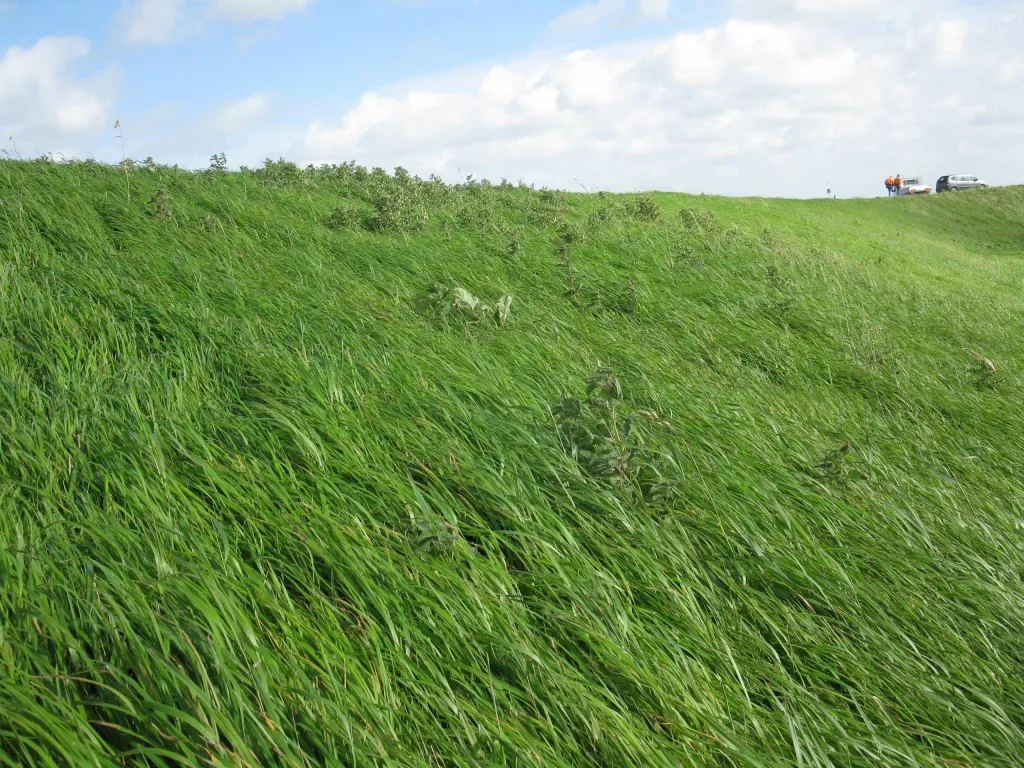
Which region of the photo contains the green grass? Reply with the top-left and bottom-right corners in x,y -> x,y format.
2,157 -> 1024,767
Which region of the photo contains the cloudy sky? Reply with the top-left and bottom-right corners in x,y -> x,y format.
1,0 -> 1021,197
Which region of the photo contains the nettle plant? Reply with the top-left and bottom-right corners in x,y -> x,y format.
504,225 -> 525,255
559,253 -> 639,316
148,185 -> 173,220
967,348 -> 1000,390
554,369 -> 677,503
814,440 -> 870,485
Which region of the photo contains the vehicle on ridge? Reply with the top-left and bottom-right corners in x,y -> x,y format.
936,174 -> 988,192
898,176 -> 932,195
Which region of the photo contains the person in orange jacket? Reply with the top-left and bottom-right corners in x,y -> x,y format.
885,176 -> 894,196
894,174 -> 903,195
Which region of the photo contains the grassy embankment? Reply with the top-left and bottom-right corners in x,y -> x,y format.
2,158 -> 1024,766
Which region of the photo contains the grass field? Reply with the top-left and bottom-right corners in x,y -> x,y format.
2,157 -> 1023,767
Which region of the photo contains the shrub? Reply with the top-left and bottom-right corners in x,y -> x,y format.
588,201 -> 622,228
678,206 -> 717,232
556,219 -> 587,245
365,186 -> 428,233
625,192 -> 662,222
256,158 -> 303,187
326,203 -> 363,230
209,153 -> 228,174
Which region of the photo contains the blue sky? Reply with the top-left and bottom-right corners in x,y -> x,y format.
2,0 -> 1021,196
2,1 -> 721,134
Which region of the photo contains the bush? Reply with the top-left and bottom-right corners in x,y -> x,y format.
365,186 -> 428,233
556,219 -> 587,245
678,206 -> 717,232
326,203 -> 363,230
588,201 -> 622,228
625,192 -> 662,222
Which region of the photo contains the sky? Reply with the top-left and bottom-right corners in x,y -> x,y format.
1,0 -> 1022,197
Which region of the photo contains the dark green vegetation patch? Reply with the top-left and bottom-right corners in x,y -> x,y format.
2,157 -> 1024,767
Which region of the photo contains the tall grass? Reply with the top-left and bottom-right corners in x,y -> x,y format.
2,156 -> 1024,766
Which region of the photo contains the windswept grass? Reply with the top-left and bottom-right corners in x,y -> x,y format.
2,157 -> 1024,766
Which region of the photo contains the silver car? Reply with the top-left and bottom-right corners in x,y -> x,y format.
936,174 -> 988,192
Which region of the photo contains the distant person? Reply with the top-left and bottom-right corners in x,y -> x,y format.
885,176 -> 894,197
894,174 -> 903,195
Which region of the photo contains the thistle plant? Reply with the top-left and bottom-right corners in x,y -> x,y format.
114,119 -> 130,200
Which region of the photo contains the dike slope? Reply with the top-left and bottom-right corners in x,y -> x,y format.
2,159 -> 1023,766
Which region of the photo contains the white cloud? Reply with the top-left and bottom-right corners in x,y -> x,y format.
935,19 -> 967,64
637,0 -> 670,19
207,0 -> 314,23
794,0 -> 883,11
32,0 -> 1016,197
123,0 -> 182,46
1001,56 -> 1024,84
549,0 -> 671,33
121,0 -> 313,45
0,37 -> 118,150
549,0 -> 624,33
298,21 -> 888,192
215,93 -> 273,130
285,2 -> 1024,197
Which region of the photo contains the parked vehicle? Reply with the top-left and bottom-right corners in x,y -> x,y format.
936,174 -> 988,192
898,176 -> 932,195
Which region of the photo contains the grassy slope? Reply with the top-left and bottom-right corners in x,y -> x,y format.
1,159 -> 1023,767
